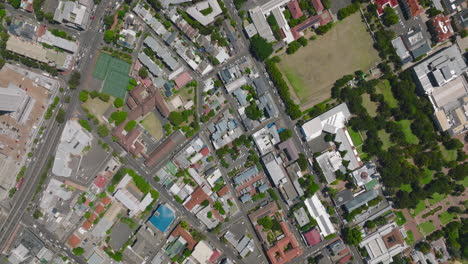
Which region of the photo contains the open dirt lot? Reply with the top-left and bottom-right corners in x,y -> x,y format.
278,13 -> 380,110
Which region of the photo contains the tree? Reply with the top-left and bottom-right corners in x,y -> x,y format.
342,227 -> 362,245
103,30 -> 115,43
79,91 -> 88,102
97,125 -> 109,137
69,71 -> 81,89
55,109 -> 66,123
114,97 -> 124,108
110,111 -> 128,126
250,36 -> 273,61
364,220 -> 376,229
448,163 -> 467,181
124,120 -> 137,132
103,15 -> 114,29
138,68 -> 148,79
257,216 -> 273,230
297,153 -> 308,170
168,111 -> 185,126
72,247 -> 85,256
286,41 -> 302,54
245,102 -> 263,120
298,37 -> 308,46
279,129 -> 293,141
9,0 -> 21,8
382,6 -> 399,26
416,241 -> 431,254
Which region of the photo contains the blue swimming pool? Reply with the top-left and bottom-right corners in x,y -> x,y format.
148,204 -> 175,232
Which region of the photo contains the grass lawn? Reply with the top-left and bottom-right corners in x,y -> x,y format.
362,94 -> 378,117
419,221 -> 436,235
405,230 -> 415,246
395,211 -> 407,226
348,127 -> 363,146
378,130 -> 392,150
410,200 -> 427,217
397,120 -> 419,144
278,13 -> 379,109
439,212 -> 455,225
428,193 -> 446,206
356,145 -> 368,160
141,113 -> 164,140
82,97 -> 113,123
375,80 -> 398,108
461,176 -> 468,187
400,184 -> 413,192
420,169 -> 434,185
440,144 -> 457,162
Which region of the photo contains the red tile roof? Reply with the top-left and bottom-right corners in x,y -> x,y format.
217,185 -> 230,197
95,204 -> 105,215
184,186 -> 209,211
304,228 -> 322,246
82,221 -> 92,230
266,221 -> 303,264
200,147 -> 210,157
339,254 -> 352,263
209,250 -> 221,263
174,72 -> 192,88
374,0 -> 398,16
88,213 -> 98,223
287,0 -> 304,19
311,0 -> 324,13
93,174 -> 108,189
430,14 -> 454,42
145,131 -> 185,167
291,10 -> 331,40
404,0 -> 424,17
170,225 -> 198,250
67,235 -> 81,248
101,196 -> 111,206
37,24 -> 47,38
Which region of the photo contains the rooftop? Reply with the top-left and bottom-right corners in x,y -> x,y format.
304,194 -> 336,237
301,103 -> 351,141
429,14 -> 454,43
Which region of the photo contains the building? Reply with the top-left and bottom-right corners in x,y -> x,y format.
233,166 -> 268,202
138,53 -> 163,77
304,194 -> 336,237
373,0 -> 399,16
37,28 -> 78,53
290,10 -> 331,40
359,223 -> 408,264
191,241 -> 218,264
252,124 -> 281,155
301,103 -> 351,142
440,0 -> 464,14
303,228 -> 322,246
145,130 -> 186,167
262,152 -> 288,186
258,92 -> 279,118
428,14 -> 454,43
143,36 -> 180,71
399,0 -> 424,19
315,150 -> 343,184
278,139 -> 299,162
52,120 -> 92,177
413,45 -> 467,94
6,35 -> 74,71
54,1 -> 92,30
343,189 -> 379,212
392,26 -> 431,64
224,231 -> 255,258
287,0 -> 303,19
0,84 -> 29,114
351,163 -> 380,189
293,207 -> 310,227
412,45 -> 468,135
186,0 -> 223,26
454,9 -> 468,30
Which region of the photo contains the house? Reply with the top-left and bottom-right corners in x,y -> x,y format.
278,139 -> 299,162
293,207 -> 310,227
53,1 -> 93,30
454,9 -> 468,30
315,150 -> 344,184
252,124 -> 281,155
373,0 -> 399,16
303,228 -> 322,246
304,194 -> 336,237
233,166 -> 269,202
399,0 -> 424,19
392,26 -> 431,63
359,223 -> 408,264
440,0 -> 464,14
37,26 -> 79,53
287,0 -> 303,19
428,14 -> 454,43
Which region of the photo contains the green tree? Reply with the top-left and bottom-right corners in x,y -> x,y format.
114,97 -> 124,108
416,241 -> 431,254
168,111 -> 185,126
297,153 -> 308,170
69,71 -> 81,89
342,227 -> 362,245
103,15 -> 114,29
257,216 -> 273,230
279,129 -> 293,141
139,68 -> 148,79
9,0 -> 21,8
245,102 -> 263,120
55,108 -> 66,123
110,111 -> 128,126
97,125 -> 109,137
72,247 -> 85,256
382,6 -> 399,26
250,36 -> 273,61
124,120 -> 137,132
103,30 -> 115,43
79,91 -> 88,102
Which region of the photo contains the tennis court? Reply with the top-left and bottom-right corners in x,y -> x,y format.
92,52 -> 131,99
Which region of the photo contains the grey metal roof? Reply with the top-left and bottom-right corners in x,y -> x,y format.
0,84 -> 27,112
344,189 -> 378,212
234,166 -> 259,185
138,52 -> 163,77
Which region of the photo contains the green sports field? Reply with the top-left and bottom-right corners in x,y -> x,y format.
93,52 -> 131,99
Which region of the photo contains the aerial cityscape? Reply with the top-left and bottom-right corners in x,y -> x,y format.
0,0 -> 466,263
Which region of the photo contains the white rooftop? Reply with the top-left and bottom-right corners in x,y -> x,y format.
304,194 -> 336,237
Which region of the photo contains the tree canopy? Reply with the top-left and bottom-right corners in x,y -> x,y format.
250,36 -> 273,61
